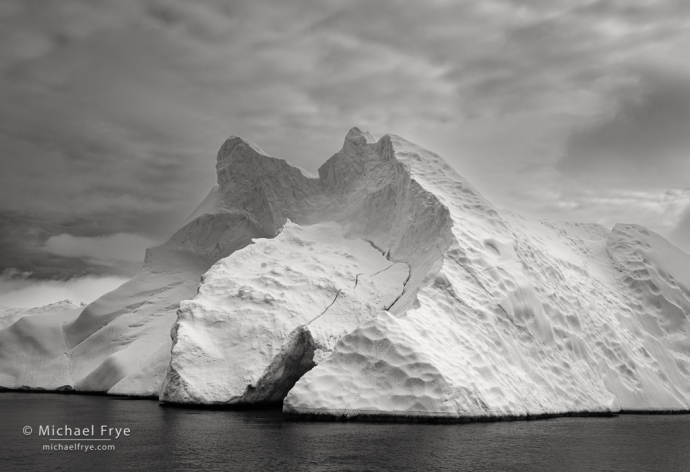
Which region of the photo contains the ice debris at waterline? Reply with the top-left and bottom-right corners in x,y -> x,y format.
2,128 -> 690,421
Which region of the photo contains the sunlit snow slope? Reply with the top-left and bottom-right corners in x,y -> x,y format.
284,133 -> 690,418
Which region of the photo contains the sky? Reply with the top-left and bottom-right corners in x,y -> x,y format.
1,0 -> 689,306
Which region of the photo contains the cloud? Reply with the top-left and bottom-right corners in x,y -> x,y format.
559,66 -> 690,186
0,211 -> 150,279
0,269 -> 128,308
0,268 -> 33,291
670,205 -> 690,255
1,0 -> 690,279
44,233 -> 156,265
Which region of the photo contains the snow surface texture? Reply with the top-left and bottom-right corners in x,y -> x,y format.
1,128 -> 690,421
160,221 -> 408,404
0,301 -> 83,331
284,132 -> 690,419
160,129 -> 448,405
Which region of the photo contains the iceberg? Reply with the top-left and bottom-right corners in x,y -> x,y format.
1,128 -> 689,422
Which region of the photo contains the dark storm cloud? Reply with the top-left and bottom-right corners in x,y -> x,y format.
560,66 -> 690,186
0,211 -> 142,279
2,0 -> 690,287
0,1 -> 224,277
0,0 -> 462,281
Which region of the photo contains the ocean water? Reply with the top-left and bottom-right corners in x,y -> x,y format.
1,392 -> 690,471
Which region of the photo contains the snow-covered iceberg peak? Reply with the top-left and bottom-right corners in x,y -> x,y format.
210,128 -> 454,314
160,128 -> 456,405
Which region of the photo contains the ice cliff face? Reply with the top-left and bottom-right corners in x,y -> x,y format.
1,128 -> 690,421
160,221 -> 408,405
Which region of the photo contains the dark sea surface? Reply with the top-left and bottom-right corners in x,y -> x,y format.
2,392 -> 690,471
